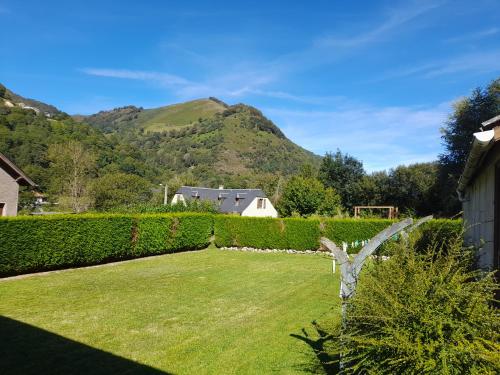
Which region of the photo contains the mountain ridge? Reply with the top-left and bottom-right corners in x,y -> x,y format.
1,83 -> 320,197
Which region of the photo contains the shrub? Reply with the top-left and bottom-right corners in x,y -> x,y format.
330,232 -> 500,374
0,213 -> 213,276
322,219 -> 394,253
164,213 -> 213,251
133,215 -> 173,256
107,200 -> 218,214
214,216 -> 319,251
0,214 -> 133,276
415,219 -> 463,253
134,213 -> 213,255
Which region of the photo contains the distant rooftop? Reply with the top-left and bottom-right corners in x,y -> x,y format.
175,186 -> 267,214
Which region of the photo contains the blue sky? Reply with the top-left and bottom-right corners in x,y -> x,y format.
1,0 -> 499,171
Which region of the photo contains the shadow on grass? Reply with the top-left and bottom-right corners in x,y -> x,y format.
0,316 -> 172,375
290,320 -> 340,374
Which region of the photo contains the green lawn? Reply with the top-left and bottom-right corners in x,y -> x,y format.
0,249 -> 340,374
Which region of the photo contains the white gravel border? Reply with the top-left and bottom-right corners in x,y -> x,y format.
219,246 -> 334,256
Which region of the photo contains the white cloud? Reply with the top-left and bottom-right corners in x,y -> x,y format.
81,68 -> 191,86
263,100 -> 451,172
445,27 -> 500,43
372,50 -> 500,81
422,51 -> 500,78
81,66 -> 320,103
315,0 -> 444,48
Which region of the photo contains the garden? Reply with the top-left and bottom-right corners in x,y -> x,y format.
1,214 -> 498,374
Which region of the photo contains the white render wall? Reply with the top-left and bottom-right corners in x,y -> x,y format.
241,197 -> 278,218
0,167 -> 19,216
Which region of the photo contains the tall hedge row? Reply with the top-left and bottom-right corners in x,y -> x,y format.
0,213 -> 462,277
214,217 -> 463,254
322,218 -> 395,251
0,213 -> 213,276
415,219 -> 463,252
213,216 -> 320,251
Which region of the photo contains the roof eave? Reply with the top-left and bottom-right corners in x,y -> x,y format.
481,114 -> 500,130
457,128 -> 499,199
0,153 -> 37,187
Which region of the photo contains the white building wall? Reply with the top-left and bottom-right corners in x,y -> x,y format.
241,197 -> 278,218
0,167 -> 19,216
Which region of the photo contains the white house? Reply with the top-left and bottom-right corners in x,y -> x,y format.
457,114 -> 500,270
172,186 -> 278,217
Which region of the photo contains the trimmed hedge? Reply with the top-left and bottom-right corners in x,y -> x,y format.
415,219 -> 463,253
322,218 -> 395,252
214,217 -> 463,255
135,213 -> 213,255
214,216 -> 320,251
0,213 -> 213,276
0,212 -> 463,277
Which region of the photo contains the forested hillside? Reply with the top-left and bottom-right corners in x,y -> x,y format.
76,97 -> 319,184
0,83 -> 319,210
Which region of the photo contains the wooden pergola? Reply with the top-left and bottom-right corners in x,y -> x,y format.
353,206 -> 398,219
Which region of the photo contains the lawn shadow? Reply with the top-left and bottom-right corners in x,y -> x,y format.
290,320 -> 340,374
0,315 -> 172,375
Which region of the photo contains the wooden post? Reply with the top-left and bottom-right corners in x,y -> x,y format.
321,219 -> 413,368
321,218 -> 413,300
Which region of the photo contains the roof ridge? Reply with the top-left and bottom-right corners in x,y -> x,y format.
180,185 -> 263,191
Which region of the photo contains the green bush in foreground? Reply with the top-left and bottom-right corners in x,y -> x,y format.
330,232 -> 500,374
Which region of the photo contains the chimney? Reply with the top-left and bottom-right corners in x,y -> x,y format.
218,185 -> 224,190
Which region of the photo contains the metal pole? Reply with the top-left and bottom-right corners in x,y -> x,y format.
163,184 -> 168,205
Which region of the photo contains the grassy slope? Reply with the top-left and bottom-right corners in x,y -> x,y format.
0,249 -> 340,374
139,99 -> 226,132
215,112 -> 318,175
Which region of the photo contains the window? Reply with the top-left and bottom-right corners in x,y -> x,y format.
257,198 -> 266,209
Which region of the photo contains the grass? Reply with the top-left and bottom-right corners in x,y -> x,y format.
139,99 -> 225,132
0,248 -> 340,374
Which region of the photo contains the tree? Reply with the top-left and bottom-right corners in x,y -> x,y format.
387,162 -> 438,216
438,78 -> 500,215
277,176 -> 342,217
90,172 -> 152,210
48,141 -> 96,212
357,171 -> 391,207
298,163 -> 318,179
319,150 -> 365,209
317,187 -> 342,216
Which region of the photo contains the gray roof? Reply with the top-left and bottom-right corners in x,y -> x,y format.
175,186 -> 267,214
481,114 -> 500,131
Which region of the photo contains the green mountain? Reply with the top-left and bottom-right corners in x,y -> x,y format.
0,85 -> 62,117
0,83 -> 320,201
77,97 -> 320,184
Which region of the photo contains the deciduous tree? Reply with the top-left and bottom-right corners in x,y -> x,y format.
48,141 -> 96,212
